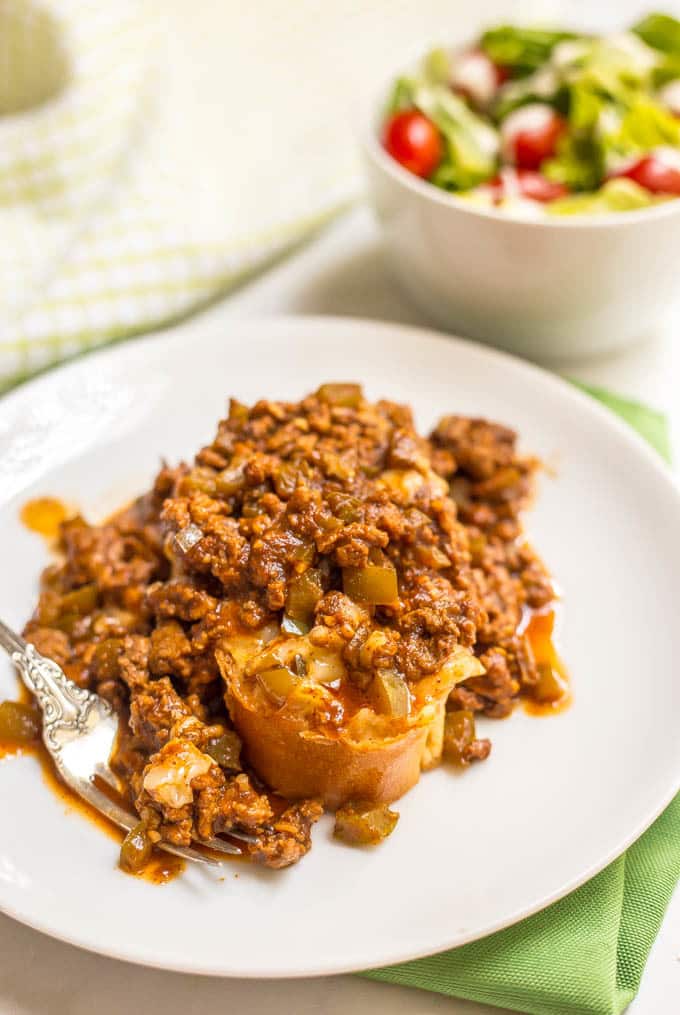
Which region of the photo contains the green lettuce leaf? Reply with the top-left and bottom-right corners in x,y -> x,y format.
479,25 -> 577,76
546,177 -> 661,215
429,160 -> 482,191
543,133 -> 604,191
413,85 -> 498,189
634,13 -> 680,54
384,76 -> 417,117
653,53 -> 680,87
423,48 -> 451,85
565,35 -> 657,111
492,76 -> 567,122
609,96 -> 680,153
569,80 -> 608,131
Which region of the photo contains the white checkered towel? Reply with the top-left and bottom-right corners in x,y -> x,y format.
0,0 -> 360,389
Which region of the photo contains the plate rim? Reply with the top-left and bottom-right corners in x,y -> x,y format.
1,312 -> 679,978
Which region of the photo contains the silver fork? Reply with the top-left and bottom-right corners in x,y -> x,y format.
0,619 -> 253,867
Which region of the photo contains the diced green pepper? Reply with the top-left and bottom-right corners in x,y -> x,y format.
281,614 -> 310,636
205,731 -> 242,770
316,383 -> 363,408
181,467 -> 218,495
334,494 -> 362,523
334,801 -> 399,846
343,565 -> 398,605
215,465 -> 245,496
371,669 -> 410,717
59,583 -> 98,617
119,822 -> 153,873
256,666 -> 300,705
443,710 -> 476,766
273,463 -> 299,499
0,700 -> 40,743
286,569 -> 324,623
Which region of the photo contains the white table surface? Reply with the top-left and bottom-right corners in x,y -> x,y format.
1,204 -> 678,1014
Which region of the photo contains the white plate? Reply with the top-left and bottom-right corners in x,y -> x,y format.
1,316 -> 679,978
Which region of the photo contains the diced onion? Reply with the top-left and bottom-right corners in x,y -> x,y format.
175,523 -> 203,553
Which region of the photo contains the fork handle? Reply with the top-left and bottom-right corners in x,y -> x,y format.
0,617 -> 111,752
0,618 -> 27,657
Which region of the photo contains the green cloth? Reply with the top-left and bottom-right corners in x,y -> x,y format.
365,388 -> 679,1015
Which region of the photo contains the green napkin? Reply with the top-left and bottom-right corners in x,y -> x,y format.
365,386 -> 679,1015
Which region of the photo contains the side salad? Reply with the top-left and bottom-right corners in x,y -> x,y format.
382,13 -> 680,216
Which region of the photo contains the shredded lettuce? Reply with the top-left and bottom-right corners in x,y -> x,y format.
506,31 -> 675,188
492,71 -> 565,122
653,53 -> 680,87
491,31 -> 654,123
546,177 -> 662,215
384,76 -> 417,118
560,35 -> 658,111
543,135 -> 604,191
413,85 -> 498,189
605,97 -> 680,161
479,26 -> 577,76
568,81 -> 608,132
423,48 -> 451,85
383,15 -> 680,213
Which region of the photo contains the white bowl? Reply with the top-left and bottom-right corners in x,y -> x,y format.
363,116 -> 680,362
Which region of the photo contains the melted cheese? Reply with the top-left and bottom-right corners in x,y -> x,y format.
143,741 -> 213,808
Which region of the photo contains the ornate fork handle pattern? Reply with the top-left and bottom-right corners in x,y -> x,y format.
0,619 -> 239,865
0,620 -> 112,755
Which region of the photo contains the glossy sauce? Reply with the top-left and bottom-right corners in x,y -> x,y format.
14,497 -> 187,881
20,497 -> 69,540
522,608 -> 571,715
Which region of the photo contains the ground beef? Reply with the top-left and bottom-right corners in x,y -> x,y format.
128,676 -> 193,752
135,756 -> 275,846
22,384 -> 557,870
250,800 -> 324,869
430,414 -> 555,716
24,627 -> 71,667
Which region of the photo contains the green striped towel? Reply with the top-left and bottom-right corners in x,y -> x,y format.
0,0 -> 355,391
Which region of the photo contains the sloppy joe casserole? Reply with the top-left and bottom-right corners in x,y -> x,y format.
21,383 -> 562,872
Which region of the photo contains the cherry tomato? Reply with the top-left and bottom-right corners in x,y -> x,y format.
492,60 -> 510,86
487,169 -> 569,203
501,104 -> 566,171
610,154 -> 680,195
383,110 -> 443,178
451,50 -> 507,107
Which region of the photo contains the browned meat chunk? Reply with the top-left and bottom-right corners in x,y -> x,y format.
250,801 -> 324,869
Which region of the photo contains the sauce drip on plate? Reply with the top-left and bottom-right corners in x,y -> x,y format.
523,608 -> 571,715
20,497 -> 69,540
0,684 -> 184,883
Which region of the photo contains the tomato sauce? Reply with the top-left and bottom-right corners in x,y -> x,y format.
0,683 -> 184,883
522,608 -> 571,715
19,497 -> 70,540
